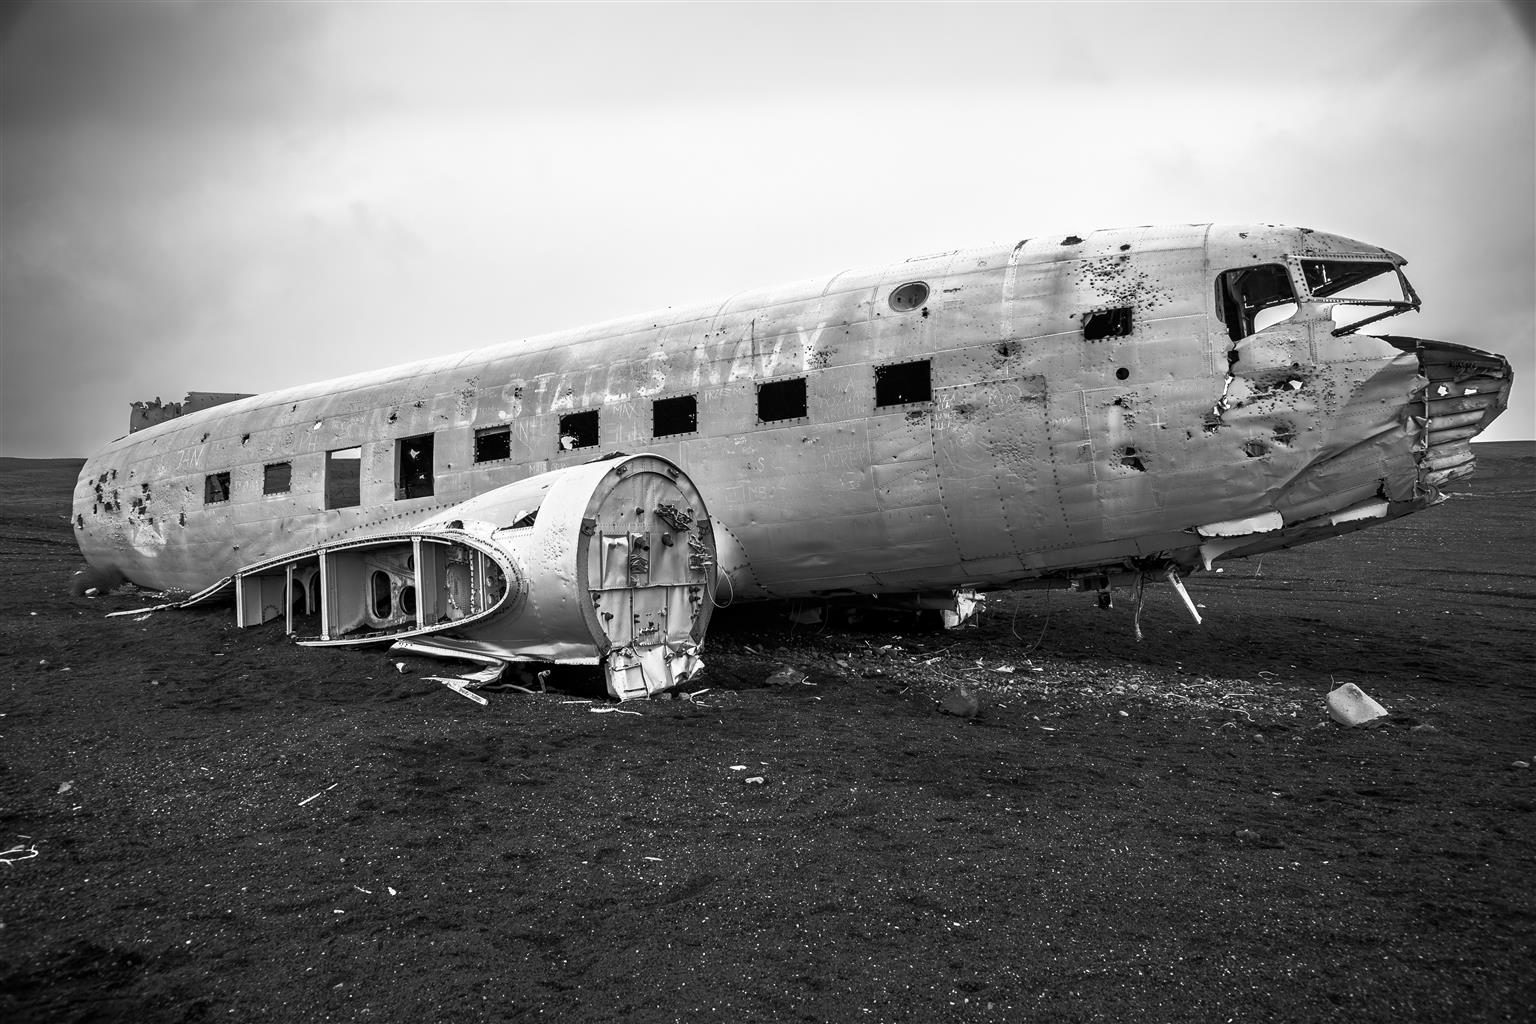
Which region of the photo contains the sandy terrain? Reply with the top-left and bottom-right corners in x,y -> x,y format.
1,443 -> 1532,1023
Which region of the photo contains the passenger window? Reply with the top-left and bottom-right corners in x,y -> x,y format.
558,410 -> 599,451
262,462 -> 292,495
758,377 -> 808,422
204,471 -> 231,504
1216,265 -> 1297,341
325,447 -> 362,509
652,395 -> 697,437
396,433 -> 435,500
875,359 -> 932,408
474,425 -> 512,463
1082,307 -> 1133,341
322,451 -> 360,509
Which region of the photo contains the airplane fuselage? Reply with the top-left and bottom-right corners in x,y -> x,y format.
73,223 -> 1512,604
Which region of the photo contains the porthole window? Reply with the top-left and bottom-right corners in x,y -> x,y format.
889,281 -> 929,312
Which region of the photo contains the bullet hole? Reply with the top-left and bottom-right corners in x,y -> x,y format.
1119,243 -> 1131,251
1120,446 -> 1147,472
200,433 -> 209,443
921,307 -> 930,318
388,411 -> 398,424
1116,367 -> 1131,381
1244,439 -> 1270,458
75,514 -> 83,528
413,401 -> 423,409
179,512 -> 187,527
241,433 -> 251,445
997,342 -> 1012,357
1062,235 -> 1083,245
1272,423 -> 1297,445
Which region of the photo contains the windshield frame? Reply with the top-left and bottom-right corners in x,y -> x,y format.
1293,254 -> 1421,336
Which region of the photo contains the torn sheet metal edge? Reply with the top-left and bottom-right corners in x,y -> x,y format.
390,638 -> 506,666
428,678 -> 490,706
1329,500 -> 1390,527
1195,511 -> 1284,538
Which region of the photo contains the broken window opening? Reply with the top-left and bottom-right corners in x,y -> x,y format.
324,447 -> 362,510
1082,307 -> 1133,341
889,281 -> 930,312
558,410 -> 599,451
203,471 -> 231,504
757,377 -> 808,423
396,433 -> 435,500
875,359 -> 932,408
1300,259 -> 1420,336
652,395 -> 698,438
474,425 -> 512,464
1216,264 -> 1297,342
263,462 -> 292,495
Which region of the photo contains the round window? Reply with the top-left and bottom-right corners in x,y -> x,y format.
889,281 -> 929,312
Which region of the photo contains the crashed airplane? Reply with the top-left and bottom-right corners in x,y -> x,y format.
73,224 -> 1513,698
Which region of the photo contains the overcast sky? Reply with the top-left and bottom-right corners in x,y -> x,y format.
3,0 -> 1532,458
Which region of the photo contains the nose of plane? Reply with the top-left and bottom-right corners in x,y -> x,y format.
1392,336 -> 1513,491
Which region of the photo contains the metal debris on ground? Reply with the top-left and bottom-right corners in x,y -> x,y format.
1,840 -> 40,866
298,783 -> 339,807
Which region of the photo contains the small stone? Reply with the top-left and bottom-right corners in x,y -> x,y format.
1411,723 -> 1438,733
744,776 -> 765,785
1234,828 -> 1259,841
57,781 -> 73,795
765,667 -> 808,688
1513,761 -> 1531,770
940,685 -> 980,720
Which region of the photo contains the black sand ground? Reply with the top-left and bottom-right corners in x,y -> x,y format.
1,444 -> 1532,1023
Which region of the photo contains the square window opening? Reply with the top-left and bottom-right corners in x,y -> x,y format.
204,471 -> 231,504
474,425 -> 512,463
652,394 -> 698,437
558,410 -> 599,451
1082,306 -> 1133,341
396,433 -> 435,500
325,447 -> 362,509
262,462 -> 292,495
875,359 -> 932,408
757,377 -> 808,422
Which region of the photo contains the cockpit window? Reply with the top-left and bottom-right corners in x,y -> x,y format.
1300,259 -> 1420,336
1215,264 -> 1296,342
1301,259 -> 1396,297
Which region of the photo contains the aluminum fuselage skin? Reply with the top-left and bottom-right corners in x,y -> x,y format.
72,224 -> 1508,599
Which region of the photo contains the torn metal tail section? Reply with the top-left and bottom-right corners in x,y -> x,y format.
1390,336 -> 1514,496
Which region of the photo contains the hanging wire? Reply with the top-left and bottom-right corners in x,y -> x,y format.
710,570 -> 735,609
1011,586 -> 1055,654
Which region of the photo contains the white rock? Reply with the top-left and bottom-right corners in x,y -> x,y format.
1326,682 -> 1388,727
